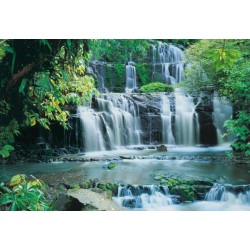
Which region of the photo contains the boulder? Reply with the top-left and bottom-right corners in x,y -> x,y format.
67,189 -> 125,211
157,144 -> 168,152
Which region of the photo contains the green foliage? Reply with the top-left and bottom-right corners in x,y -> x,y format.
183,39 -> 250,156
173,185 -> 196,202
159,39 -> 199,47
140,82 -> 174,93
24,44 -> 99,130
70,184 -> 81,190
136,63 -> 152,85
225,111 -> 250,156
0,145 -> 14,158
97,182 -> 119,194
0,174 -> 50,211
0,119 -> 20,146
206,48 -> 241,72
89,39 -> 151,63
113,64 -> 125,92
0,39 -> 99,149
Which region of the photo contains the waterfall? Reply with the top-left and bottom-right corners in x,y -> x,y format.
174,89 -> 200,145
77,106 -> 106,152
152,42 -> 184,84
206,184 -> 250,205
125,62 -> 137,93
78,94 -> 141,152
212,94 -> 233,144
161,94 -> 175,144
113,184 -> 173,209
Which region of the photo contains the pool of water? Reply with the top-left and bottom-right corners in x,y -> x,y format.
0,146 -> 249,185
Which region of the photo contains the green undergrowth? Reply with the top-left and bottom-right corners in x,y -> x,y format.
140,82 -> 174,93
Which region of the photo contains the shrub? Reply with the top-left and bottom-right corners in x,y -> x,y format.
140,82 -> 174,93
0,174 -> 50,211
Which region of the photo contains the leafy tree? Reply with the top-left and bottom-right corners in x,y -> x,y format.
0,39 -> 98,150
182,39 -> 250,155
89,39 -> 151,63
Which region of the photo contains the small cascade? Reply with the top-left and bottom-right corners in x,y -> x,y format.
161,94 -> 175,144
212,94 -> 233,144
77,106 -> 106,152
78,94 -> 141,152
113,184 -> 173,209
206,183 -> 250,205
174,89 -> 200,145
125,62 -> 137,93
152,42 -> 184,84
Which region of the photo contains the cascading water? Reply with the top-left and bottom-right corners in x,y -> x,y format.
113,184 -> 173,209
152,42 -> 184,84
206,183 -> 250,205
161,94 -> 175,144
78,94 -> 141,152
212,94 -> 233,145
174,89 -> 200,145
125,62 -> 137,93
77,106 -> 106,152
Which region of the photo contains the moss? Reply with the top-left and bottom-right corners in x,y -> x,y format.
170,185 -> 196,202
106,162 -> 117,170
97,182 -> 119,196
70,184 -> 81,190
80,180 -> 92,189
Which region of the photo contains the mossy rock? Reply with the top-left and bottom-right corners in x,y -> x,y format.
106,162 -> 117,170
97,182 -> 119,196
91,188 -> 113,200
80,180 -> 92,189
70,184 -> 81,190
170,185 -> 197,202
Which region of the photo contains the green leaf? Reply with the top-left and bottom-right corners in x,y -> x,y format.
0,149 -> 9,158
61,68 -> 69,82
40,39 -> 52,52
3,145 -> 14,151
67,39 -> 71,49
19,79 -> 27,94
4,46 -> 14,54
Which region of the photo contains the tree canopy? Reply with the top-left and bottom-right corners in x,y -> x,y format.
0,39 -> 98,154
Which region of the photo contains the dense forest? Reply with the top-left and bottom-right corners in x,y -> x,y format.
0,39 -> 249,211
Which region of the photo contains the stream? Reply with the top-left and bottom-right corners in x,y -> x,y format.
1,146 -> 250,211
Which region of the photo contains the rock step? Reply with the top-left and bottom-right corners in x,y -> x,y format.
67,189 -> 126,211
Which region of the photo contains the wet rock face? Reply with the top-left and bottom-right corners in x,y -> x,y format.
5,93 -> 219,162
131,93 -> 218,146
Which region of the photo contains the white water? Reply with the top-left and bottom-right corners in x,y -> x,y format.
114,184 -> 173,209
174,90 -> 200,145
152,42 -> 184,84
205,183 -> 250,205
114,183 -> 250,211
161,94 -> 175,144
212,94 -> 233,144
125,62 -> 137,93
77,106 -> 106,152
78,94 -> 141,151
